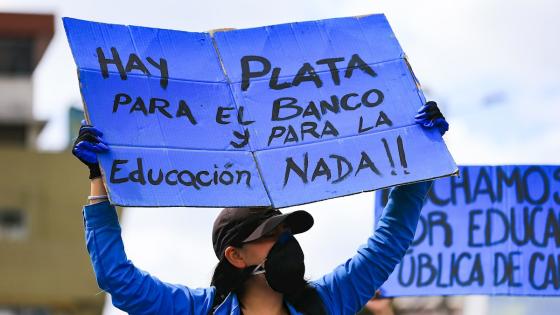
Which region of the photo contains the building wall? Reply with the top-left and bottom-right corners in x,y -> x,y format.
0,148 -> 104,314
0,76 -> 33,121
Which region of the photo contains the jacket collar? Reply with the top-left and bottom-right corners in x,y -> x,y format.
214,292 -> 302,315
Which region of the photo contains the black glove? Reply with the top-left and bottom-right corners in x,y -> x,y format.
71,120 -> 109,179
415,101 -> 449,136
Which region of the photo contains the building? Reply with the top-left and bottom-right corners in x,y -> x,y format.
0,12 -> 104,315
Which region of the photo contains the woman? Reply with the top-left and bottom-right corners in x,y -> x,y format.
72,102 -> 449,315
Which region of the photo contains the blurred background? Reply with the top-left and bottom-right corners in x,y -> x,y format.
0,0 -> 558,314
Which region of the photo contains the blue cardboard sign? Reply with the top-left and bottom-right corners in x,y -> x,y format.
64,14 -> 457,207
375,165 -> 560,296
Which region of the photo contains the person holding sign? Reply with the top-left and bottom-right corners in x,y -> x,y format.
72,102 -> 448,315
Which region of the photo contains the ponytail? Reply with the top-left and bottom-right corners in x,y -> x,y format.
210,259 -> 251,312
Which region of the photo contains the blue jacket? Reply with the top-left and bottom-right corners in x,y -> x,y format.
82,181 -> 431,314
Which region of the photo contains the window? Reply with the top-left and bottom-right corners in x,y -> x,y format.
0,38 -> 34,75
0,125 -> 26,146
0,207 -> 27,240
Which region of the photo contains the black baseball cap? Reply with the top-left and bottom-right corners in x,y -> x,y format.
212,207 -> 314,259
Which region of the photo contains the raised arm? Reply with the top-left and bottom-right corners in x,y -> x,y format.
312,181 -> 432,314
83,194 -> 214,314
74,121 -> 214,314
312,101 -> 449,314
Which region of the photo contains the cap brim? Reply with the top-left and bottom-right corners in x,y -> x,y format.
242,210 -> 314,243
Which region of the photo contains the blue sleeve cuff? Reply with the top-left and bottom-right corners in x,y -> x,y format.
391,180 -> 433,199
82,201 -> 120,229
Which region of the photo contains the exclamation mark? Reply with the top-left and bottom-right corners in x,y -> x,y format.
381,138 -> 397,175
397,136 -> 410,175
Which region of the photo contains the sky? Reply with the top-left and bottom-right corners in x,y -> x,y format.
2,1 -> 560,314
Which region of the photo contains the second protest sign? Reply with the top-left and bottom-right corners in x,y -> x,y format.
376,165 -> 560,296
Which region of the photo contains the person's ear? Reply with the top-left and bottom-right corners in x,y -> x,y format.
224,246 -> 247,269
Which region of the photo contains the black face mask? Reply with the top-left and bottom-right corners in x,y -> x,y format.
249,232 -> 306,294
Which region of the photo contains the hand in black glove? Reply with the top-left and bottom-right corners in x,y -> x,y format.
72,120 -> 109,179
414,101 -> 449,136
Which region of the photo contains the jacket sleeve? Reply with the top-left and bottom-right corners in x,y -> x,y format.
82,201 -> 214,315
312,181 -> 432,315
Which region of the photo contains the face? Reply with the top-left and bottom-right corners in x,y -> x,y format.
236,223 -> 288,267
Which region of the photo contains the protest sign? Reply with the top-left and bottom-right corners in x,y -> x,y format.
375,165 -> 560,296
64,14 -> 457,208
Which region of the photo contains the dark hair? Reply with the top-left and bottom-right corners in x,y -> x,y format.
210,259 -> 251,311
210,259 -> 326,315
